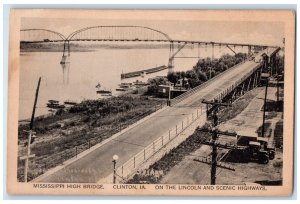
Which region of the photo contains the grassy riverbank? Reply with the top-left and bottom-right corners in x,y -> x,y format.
17,95 -> 164,182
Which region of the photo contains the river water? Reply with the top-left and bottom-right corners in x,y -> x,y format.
19,44 -> 244,120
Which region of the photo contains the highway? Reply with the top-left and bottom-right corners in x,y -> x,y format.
36,60 -> 261,183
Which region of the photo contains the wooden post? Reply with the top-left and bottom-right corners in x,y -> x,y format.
23,77 -> 41,182
201,99 -> 231,185
211,109 -> 218,185
241,82 -> 245,96
247,77 -> 252,91
262,78 -> 269,137
277,75 -> 280,109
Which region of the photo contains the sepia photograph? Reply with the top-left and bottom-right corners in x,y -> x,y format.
6,9 -> 295,196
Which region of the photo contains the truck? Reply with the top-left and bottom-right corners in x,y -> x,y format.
227,135 -> 275,164
240,136 -> 275,164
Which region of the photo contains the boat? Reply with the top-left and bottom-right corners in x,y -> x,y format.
48,100 -> 59,104
95,82 -> 112,96
47,100 -> 65,109
96,90 -> 112,94
115,87 -> 126,91
133,80 -> 149,87
121,65 -> 168,79
47,103 -> 65,109
64,100 -> 78,105
116,82 -> 135,91
97,90 -> 112,96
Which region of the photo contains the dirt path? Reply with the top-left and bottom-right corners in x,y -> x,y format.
161,87 -> 283,185
217,87 -> 277,136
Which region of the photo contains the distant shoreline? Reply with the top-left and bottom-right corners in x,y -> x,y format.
20,42 -> 177,52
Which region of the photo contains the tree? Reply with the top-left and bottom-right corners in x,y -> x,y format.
146,76 -> 169,95
167,72 -> 181,86
196,70 -> 208,82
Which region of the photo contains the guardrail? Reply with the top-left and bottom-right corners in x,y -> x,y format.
115,106 -> 206,182
170,59 -> 252,106
213,62 -> 262,102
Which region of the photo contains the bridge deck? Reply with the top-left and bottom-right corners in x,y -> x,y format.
36,60 -> 263,183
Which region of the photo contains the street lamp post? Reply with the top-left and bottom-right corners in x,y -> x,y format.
112,154 -> 119,184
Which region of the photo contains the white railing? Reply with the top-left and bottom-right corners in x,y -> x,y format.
116,106 -> 206,181
213,63 -> 262,102
170,59 -> 253,106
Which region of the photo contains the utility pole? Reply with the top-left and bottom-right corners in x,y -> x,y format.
201,99 -> 232,185
275,58 -> 280,110
194,127 -> 236,185
261,75 -> 269,137
167,87 -> 171,106
210,43 -> 215,80
20,77 -> 41,182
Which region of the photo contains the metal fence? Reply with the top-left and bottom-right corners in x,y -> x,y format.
115,106 -> 206,181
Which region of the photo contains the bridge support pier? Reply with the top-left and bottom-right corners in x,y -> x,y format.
61,40 -> 70,64
167,43 -> 174,73
167,42 -> 187,74
248,45 -> 252,56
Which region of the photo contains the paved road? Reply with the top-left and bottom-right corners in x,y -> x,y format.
161,87 -> 281,185
38,60 -> 261,183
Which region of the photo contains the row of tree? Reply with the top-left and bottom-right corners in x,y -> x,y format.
146,52 -> 248,96
167,53 -> 248,89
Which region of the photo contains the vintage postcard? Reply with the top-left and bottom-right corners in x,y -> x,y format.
7,9 -> 295,196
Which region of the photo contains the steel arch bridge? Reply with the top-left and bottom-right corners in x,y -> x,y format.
20,26 -> 275,71
20,26 -> 173,44
20,26 -> 179,70
67,26 -> 173,42
20,29 -> 67,42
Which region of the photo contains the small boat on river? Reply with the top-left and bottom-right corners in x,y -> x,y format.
64,100 -> 78,105
96,82 -> 112,96
116,82 -> 135,91
47,100 -> 65,109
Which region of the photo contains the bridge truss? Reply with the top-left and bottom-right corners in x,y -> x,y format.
20,26 -> 277,71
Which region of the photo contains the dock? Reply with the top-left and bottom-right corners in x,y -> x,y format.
121,65 -> 168,79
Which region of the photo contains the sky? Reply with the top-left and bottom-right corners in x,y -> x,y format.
21,17 -> 284,46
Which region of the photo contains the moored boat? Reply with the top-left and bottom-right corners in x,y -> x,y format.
64,100 -> 78,105
116,82 -> 135,91
47,100 -> 65,109
133,80 -> 149,87
96,82 -> 112,96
